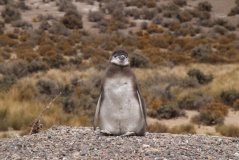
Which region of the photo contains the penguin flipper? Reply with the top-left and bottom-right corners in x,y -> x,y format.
94,94 -> 102,130
136,87 -> 147,126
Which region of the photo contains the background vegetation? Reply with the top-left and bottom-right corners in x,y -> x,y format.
0,0 -> 239,138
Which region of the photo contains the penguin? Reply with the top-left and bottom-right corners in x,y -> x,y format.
94,49 -> 147,136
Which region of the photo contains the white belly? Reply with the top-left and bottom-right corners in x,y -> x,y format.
100,77 -> 144,135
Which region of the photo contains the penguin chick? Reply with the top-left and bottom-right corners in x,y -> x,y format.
94,50 -> 147,136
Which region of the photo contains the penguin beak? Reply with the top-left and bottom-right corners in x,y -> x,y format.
119,55 -> 125,61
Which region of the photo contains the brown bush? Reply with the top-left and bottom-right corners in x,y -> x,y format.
62,10 -> 83,29
1,6 -> 21,23
169,124 -> 196,134
130,52 -> 149,68
0,75 -> 16,91
191,103 -> 229,126
173,0 -> 187,7
233,99 -> 239,111
146,1 -> 157,8
48,22 -> 70,36
56,40 -> 76,56
187,68 -> 213,85
43,54 -> 67,68
220,89 -> 239,106
176,10 -> 193,22
228,6 -> 239,16
140,7 -> 157,20
147,24 -> 164,34
179,92 -> 213,110
148,103 -> 186,120
0,34 -> 18,47
215,125 -> 239,137
88,11 -> 104,22
57,0 -> 76,12
197,1 -> 212,12
148,122 -> 169,133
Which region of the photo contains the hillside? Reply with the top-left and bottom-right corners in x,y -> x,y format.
1,126 -> 239,159
0,0 -> 239,138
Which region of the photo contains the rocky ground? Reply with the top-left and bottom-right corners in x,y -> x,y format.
0,126 -> 239,159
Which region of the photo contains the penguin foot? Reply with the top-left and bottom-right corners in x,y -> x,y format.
121,132 -> 136,137
100,130 -> 112,136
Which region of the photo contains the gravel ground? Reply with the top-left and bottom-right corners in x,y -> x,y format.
0,126 -> 239,160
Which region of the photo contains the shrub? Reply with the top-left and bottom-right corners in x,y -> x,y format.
147,24 -> 164,34
0,75 -> 16,91
140,7 -> 157,20
191,44 -> 212,58
88,11 -> 104,22
130,52 -> 149,68
0,34 -> 18,47
11,20 -> 32,29
0,20 -> 5,34
0,60 -> 29,78
176,10 -> 193,22
220,89 -> 239,106
233,99 -> 239,111
213,26 -> 228,35
180,76 -> 199,88
146,1 -> 157,8
62,97 -> 79,113
225,24 -> 236,31
197,1 -> 212,12
28,60 -> 48,73
228,6 -> 239,16
147,122 -> 169,133
43,54 -> 67,68
214,18 -> 228,26
215,125 -> 239,137
48,22 -> 70,36
173,0 -> 187,7
14,1 -> 31,10
179,92 -> 213,110
152,14 -> 162,24
61,10 -> 83,29
1,6 -> 21,23
187,68 -> 213,85
191,103 -> 229,126
169,124 -> 196,134
57,0 -> 76,12
0,0 -> 9,5
141,21 -> 148,30
148,103 -> 186,120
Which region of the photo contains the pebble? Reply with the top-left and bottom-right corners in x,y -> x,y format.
0,126 -> 238,159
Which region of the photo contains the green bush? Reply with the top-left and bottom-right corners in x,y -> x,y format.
187,68 -> 213,85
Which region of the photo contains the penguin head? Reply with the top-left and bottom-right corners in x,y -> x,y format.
110,50 -> 129,66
